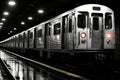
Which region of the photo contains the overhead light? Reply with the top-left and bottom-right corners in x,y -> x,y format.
0,23 -> 3,25
1,18 -> 6,21
8,0 -> 16,6
3,11 -> 9,16
21,22 -> 25,25
38,9 -> 44,14
10,31 -> 13,33
0,26 -> 2,28
28,16 -> 33,20
13,28 -> 17,30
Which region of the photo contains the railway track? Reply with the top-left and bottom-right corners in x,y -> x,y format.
1,49 -> 120,80
0,59 -> 16,80
1,49 -> 88,80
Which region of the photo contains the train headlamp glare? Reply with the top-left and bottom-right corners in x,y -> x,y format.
81,32 -> 86,38
106,33 -> 111,38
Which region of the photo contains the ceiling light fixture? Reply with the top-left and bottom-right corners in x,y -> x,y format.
8,0 -> 16,6
3,11 -> 9,16
10,31 -> 13,33
0,23 -> 3,25
13,28 -> 17,30
38,9 -> 44,14
28,16 -> 33,20
21,22 -> 25,25
1,18 -> 6,21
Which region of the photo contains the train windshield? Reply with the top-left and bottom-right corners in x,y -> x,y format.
77,12 -> 88,29
93,17 -> 99,30
105,13 -> 112,29
92,13 -> 103,31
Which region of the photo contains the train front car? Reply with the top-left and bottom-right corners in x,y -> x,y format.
74,4 -> 115,65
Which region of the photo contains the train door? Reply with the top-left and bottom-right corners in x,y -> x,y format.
44,24 -> 47,49
67,13 -> 74,49
15,36 -> 17,48
23,32 -> 27,48
16,35 -> 19,48
104,13 -> 115,49
36,26 -> 44,48
91,13 -> 103,49
52,18 -> 62,49
28,29 -> 34,48
62,13 -> 75,50
62,15 -> 68,49
44,22 -> 51,49
34,28 -> 37,48
75,12 -> 88,49
23,33 -> 25,48
19,34 -> 23,48
27,31 -> 30,48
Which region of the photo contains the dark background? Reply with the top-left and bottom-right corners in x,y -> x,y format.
0,0 -> 119,41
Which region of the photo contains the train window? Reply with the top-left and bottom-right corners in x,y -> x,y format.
48,27 -> 51,35
15,36 -> 17,43
16,37 -> 18,42
69,17 -> 72,32
37,29 -> 42,37
93,17 -> 99,30
23,33 -> 26,39
77,14 -> 86,29
105,13 -> 112,29
54,23 -> 61,35
20,35 -> 23,41
29,32 -> 33,39
23,33 -> 27,43
19,35 -> 22,41
23,33 -> 26,46
45,23 -> 51,36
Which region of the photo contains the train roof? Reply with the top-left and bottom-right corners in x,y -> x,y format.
75,4 -> 114,13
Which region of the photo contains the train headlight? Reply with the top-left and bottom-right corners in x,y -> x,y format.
106,33 -> 111,39
81,32 -> 86,38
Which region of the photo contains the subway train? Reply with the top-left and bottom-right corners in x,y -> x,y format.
0,4 -> 115,65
